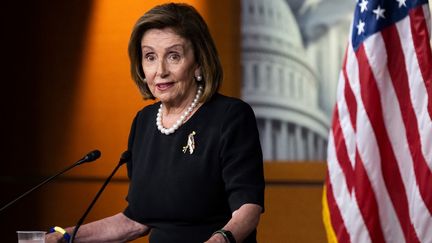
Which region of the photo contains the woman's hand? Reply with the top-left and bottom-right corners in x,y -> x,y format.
45,232 -> 64,243
44,213 -> 149,243
206,203 -> 262,243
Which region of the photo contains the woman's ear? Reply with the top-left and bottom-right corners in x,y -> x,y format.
194,66 -> 201,77
194,68 -> 202,82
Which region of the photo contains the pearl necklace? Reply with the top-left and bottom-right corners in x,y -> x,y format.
156,85 -> 203,135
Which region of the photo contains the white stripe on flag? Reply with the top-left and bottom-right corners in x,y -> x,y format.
425,5 -> 431,38
327,132 -> 370,243
335,72 -> 356,167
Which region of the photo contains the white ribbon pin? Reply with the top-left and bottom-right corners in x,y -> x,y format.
182,131 -> 196,154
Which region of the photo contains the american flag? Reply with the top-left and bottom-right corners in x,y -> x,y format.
323,0 -> 432,242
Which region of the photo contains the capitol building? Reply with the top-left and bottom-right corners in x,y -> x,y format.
241,0 -> 352,161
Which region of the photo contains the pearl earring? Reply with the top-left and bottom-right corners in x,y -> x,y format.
196,75 -> 202,82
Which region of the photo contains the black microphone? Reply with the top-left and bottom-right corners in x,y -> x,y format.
70,150 -> 131,243
0,150 -> 101,213
77,150 -> 102,165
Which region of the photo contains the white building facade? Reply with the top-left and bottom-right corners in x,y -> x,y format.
241,0 -> 352,161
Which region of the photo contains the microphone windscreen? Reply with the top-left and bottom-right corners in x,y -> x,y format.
84,150 -> 101,162
120,150 -> 131,164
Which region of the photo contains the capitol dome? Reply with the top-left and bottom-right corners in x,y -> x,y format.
241,0 -> 329,161
242,0 -> 305,61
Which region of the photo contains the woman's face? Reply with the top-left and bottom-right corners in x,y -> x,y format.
140,28 -> 200,106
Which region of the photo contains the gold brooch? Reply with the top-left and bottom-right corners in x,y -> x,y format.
182,131 -> 196,154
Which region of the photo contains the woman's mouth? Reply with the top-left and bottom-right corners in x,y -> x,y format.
156,82 -> 175,91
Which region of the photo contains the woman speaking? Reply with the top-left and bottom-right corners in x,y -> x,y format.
47,3 -> 264,243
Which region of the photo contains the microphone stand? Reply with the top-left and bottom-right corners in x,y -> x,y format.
70,151 -> 130,243
0,150 -> 101,214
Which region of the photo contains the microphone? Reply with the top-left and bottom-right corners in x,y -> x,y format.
77,150 -> 102,165
0,150 -> 101,213
70,150 -> 131,243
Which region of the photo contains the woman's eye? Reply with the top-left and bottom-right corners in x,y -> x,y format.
168,53 -> 181,62
144,54 -> 156,62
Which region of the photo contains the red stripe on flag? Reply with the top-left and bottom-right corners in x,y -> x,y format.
356,45 -> 420,242
409,7 -> 432,119
353,149 -> 385,243
382,22 -> 432,216
325,175 -> 351,243
332,108 -> 355,192
342,51 -> 357,131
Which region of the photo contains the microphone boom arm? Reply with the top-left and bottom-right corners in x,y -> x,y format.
0,163 -> 77,213
0,150 -> 101,214
70,151 -> 129,243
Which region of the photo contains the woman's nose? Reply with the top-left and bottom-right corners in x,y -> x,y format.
157,60 -> 170,78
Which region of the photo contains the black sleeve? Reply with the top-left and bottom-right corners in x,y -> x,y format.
219,101 -> 265,212
126,114 -> 138,180
124,114 -> 138,218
